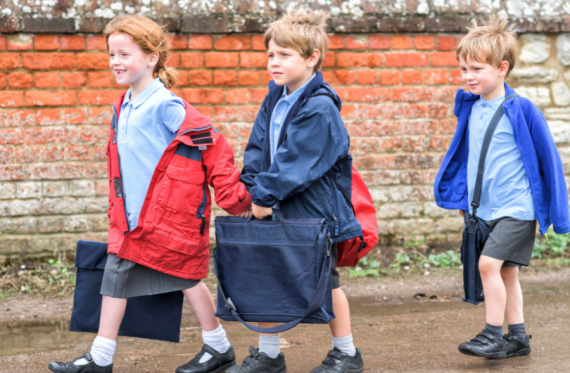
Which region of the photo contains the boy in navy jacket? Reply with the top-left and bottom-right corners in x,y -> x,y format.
232,8 -> 364,373
434,17 -> 570,359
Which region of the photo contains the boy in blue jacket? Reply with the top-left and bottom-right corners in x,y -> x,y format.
232,8 -> 364,373
434,17 -> 570,359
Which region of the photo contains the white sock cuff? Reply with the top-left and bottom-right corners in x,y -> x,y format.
332,334 -> 353,344
259,335 -> 280,344
93,336 -> 117,349
202,324 -> 225,338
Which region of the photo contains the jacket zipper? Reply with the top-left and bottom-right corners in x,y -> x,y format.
321,183 -> 339,236
112,105 -> 131,233
178,125 -> 213,137
197,182 -> 207,234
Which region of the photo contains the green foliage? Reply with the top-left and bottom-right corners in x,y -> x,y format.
348,256 -> 383,278
428,250 -> 462,268
533,232 -> 570,258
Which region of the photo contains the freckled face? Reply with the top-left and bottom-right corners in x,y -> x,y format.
108,32 -> 155,86
459,56 -> 508,98
267,40 -> 318,93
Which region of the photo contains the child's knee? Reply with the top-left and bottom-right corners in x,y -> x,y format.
478,256 -> 501,276
500,266 -> 519,282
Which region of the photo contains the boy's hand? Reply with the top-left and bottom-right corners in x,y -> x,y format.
234,208 -> 253,218
252,203 -> 273,219
459,210 -> 464,216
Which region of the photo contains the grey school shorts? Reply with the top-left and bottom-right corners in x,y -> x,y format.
481,217 -> 537,267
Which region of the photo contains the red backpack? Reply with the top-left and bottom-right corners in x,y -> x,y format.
331,167 -> 379,267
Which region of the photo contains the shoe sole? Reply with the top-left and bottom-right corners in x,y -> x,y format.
506,347 -> 531,358
458,347 -> 506,359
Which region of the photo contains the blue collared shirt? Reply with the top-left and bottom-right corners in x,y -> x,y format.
117,78 -> 186,229
467,95 -> 535,221
270,74 -> 316,162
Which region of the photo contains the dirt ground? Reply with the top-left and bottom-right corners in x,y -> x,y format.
1,268 -> 570,373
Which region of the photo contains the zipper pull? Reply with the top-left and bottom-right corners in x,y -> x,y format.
332,213 -> 339,236
200,216 -> 206,235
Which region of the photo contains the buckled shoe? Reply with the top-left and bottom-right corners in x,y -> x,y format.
48,352 -> 113,373
503,333 -> 531,358
309,348 -> 364,373
226,346 -> 286,373
458,330 -> 507,359
176,344 -> 236,373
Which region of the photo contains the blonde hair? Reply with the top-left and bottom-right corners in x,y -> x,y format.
456,15 -> 517,78
104,15 -> 178,88
264,8 -> 330,72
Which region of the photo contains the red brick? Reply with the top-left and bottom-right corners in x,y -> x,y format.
348,121 -> 392,138
10,110 -> 34,126
180,53 -> 203,68
174,71 -> 188,87
333,70 -> 355,85
437,36 -> 458,51
26,91 -> 76,107
77,53 -> 108,70
251,35 -> 265,51
7,35 -> 33,50
0,54 -> 20,69
77,126 -> 107,143
87,35 -> 107,50
261,71 -> 272,85
195,106 -> 213,117
0,110 -> 7,127
402,70 -> 422,85
214,71 -> 237,86
189,35 -> 212,50
393,87 -> 436,102
392,120 -> 437,135
0,92 -> 24,107
0,73 -> 5,89
392,35 -> 414,50
380,104 -> 405,119
238,106 -> 260,122
34,35 -> 59,50
346,88 -> 391,102
68,145 -> 92,161
437,87 -> 457,102
36,109 -> 62,125
240,52 -> 268,68
328,35 -> 344,49
41,146 -> 65,162
88,72 -> 113,88
249,89 -> 268,104
88,108 -> 113,124
224,89 -> 249,104
450,70 -> 463,85
341,105 -> 381,120
61,35 -> 85,50
35,72 -> 60,88
322,52 -> 335,67
21,53 -> 75,70
424,69 -> 448,84
17,146 -> 41,163
406,104 -> 427,118
379,70 -> 400,85
204,53 -> 238,68
0,128 -> 25,144
238,71 -> 260,86
181,89 -> 224,104
8,72 -> 33,89
337,53 -> 383,67
0,165 -> 30,180
427,103 -> 449,118
369,35 -> 390,49
322,71 -> 333,83
214,107 -> 238,122
0,146 -> 14,163
62,108 -> 87,124
385,53 -> 429,67
166,54 -> 180,68
215,35 -> 251,50
187,70 -> 212,86
92,145 -> 107,161
415,35 -> 435,50
439,119 -> 456,134
168,35 -> 187,50
346,36 -> 368,49
62,72 -> 87,88
25,127 -> 77,145
0,36 -> 5,50
431,52 -> 459,66
78,90 -> 123,105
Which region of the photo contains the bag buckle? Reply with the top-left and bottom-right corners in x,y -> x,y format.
225,297 -> 236,311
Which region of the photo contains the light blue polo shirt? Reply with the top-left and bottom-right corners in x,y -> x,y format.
270,73 -> 316,162
117,78 -> 186,230
467,95 -> 535,221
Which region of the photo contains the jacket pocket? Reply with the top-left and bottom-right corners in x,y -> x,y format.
439,161 -> 467,203
157,164 -> 206,216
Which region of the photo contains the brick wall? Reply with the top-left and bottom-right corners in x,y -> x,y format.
0,31 -> 569,258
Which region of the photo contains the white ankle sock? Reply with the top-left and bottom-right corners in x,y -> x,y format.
89,336 -> 116,366
258,335 -> 280,359
199,325 -> 231,363
332,334 -> 356,356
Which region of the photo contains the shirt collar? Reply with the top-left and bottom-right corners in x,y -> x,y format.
281,73 -> 317,104
476,94 -> 505,110
123,78 -> 164,109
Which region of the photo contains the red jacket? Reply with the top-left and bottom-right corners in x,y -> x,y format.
106,93 -> 252,279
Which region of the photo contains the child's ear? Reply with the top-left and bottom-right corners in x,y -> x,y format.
499,61 -> 509,77
307,49 -> 321,68
148,51 -> 160,68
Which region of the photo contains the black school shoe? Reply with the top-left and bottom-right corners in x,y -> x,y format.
226,346 -> 286,373
48,352 -> 113,373
503,334 -> 532,358
458,330 -> 506,359
309,348 -> 364,373
176,344 -> 236,373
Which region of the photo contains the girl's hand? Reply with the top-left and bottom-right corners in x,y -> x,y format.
235,209 -> 253,218
252,203 -> 273,219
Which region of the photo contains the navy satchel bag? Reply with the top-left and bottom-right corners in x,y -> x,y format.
214,211 -> 335,333
69,240 -> 185,342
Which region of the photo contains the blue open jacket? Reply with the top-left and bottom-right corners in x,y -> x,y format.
434,83 -> 570,235
241,72 -> 363,243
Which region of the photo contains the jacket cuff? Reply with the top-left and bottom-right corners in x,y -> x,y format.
250,186 -> 278,208
553,221 -> 570,235
223,192 -> 252,216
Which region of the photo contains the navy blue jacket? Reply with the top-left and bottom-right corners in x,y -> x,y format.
241,72 -> 363,243
434,83 -> 570,235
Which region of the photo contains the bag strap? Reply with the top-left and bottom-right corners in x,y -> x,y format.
471,93 -> 519,218
214,234 -> 333,334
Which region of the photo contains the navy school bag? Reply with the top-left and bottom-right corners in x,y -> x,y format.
69,240 -> 185,342
214,211 -> 335,333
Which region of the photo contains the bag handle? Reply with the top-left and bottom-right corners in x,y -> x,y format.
471,93 -> 519,218
214,234 -> 333,334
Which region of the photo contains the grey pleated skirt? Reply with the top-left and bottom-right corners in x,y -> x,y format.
100,254 -> 199,299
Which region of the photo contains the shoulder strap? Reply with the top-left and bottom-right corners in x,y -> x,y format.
471,93 -> 519,217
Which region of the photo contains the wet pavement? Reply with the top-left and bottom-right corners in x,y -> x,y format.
1,285 -> 570,372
